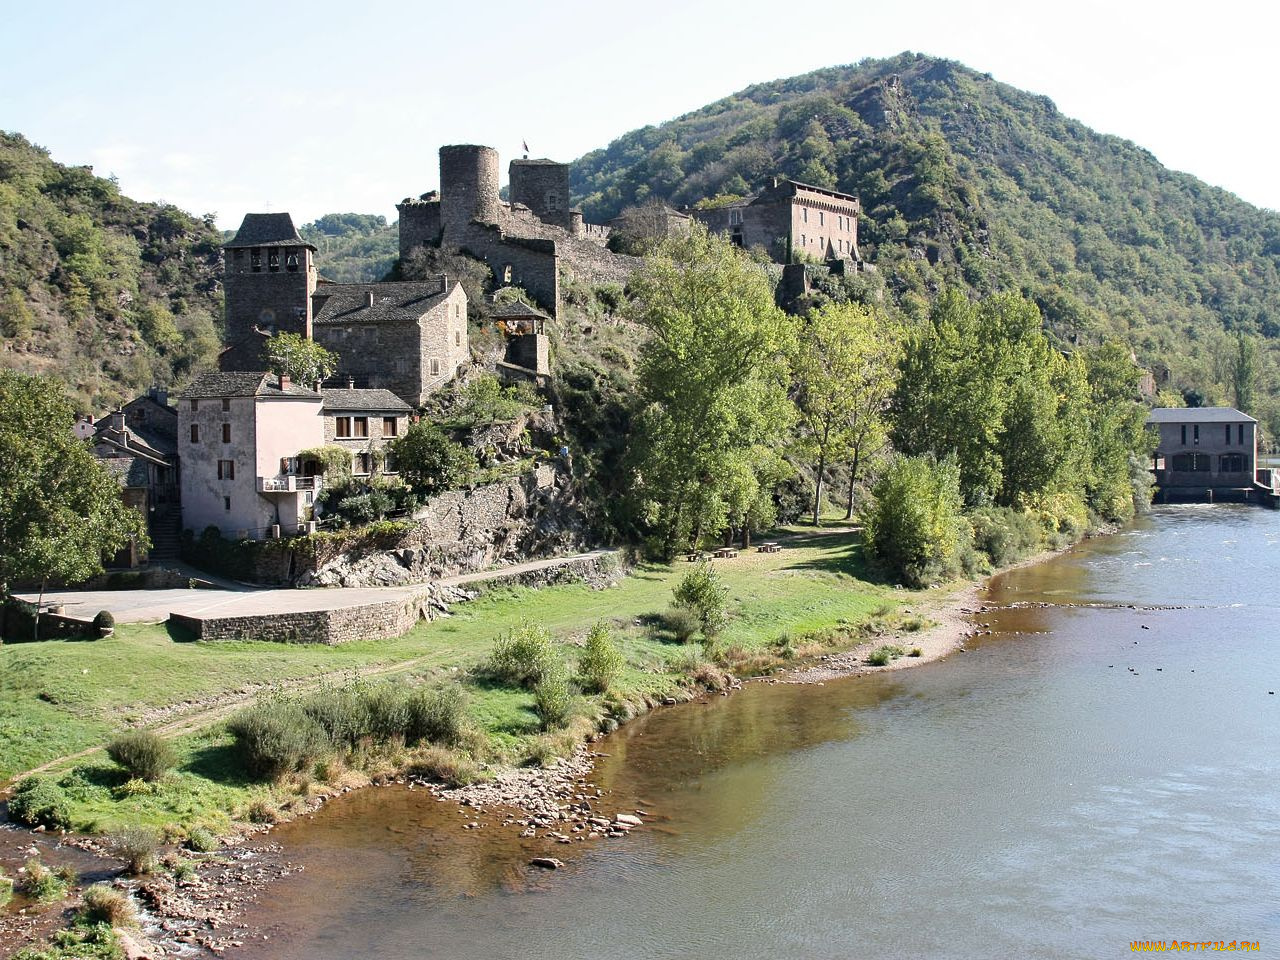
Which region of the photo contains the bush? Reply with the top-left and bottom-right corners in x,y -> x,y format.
577,622 -> 623,693
405,746 -> 483,787
80,884 -> 136,927
92,610 -> 114,631
110,826 -> 160,875
664,606 -> 700,644
861,455 -> 966,587
10,922 -> 118,960
458,374 -> 539,426
8,777 -> 72,830
0,872 -> 12,908
392,421 -> 475,497
301,685 -> 373,749
868,644 -> 906,667
185,826 -> 219,853
486,622 -> 557,689
227,701 -> 329,781
363,684 -> 411,743
16,858 -> 71,902
673,562 -> 729,638
404,684 -> 467,746
106,730 -> 176,782
532,663 -> 575,731
969,505 -> 1041,568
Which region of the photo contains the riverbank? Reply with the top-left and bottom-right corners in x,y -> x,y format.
0,526 -> 1095,957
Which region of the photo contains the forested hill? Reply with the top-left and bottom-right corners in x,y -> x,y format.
572,53 -> 1280,419
0,133 -> 225,410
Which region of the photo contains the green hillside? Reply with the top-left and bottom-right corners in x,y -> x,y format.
571,53 -> 1280,428
0,132 -> 224,410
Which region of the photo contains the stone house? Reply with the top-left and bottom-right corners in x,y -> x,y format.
397,145 -> 639,318
1147,407 -> 1259,499
492,300 -> 550,383
310,278 -> 469,407
90,387 -> 181,564
320,387 -> 412,479
691,178 -> 863,265
178,372 -> 324,539
218,213 -> 469,408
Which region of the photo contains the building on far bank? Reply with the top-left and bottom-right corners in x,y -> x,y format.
1147,406 -> 1263,501
178,372 -> 324,539
320,386 -> 412,479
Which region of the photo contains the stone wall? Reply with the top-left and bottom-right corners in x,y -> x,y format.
396,199 -> 441,259
221,247 -> 316,370
440,145 -> 502,232
457,223 -> 560,316
509,159 -> 572,232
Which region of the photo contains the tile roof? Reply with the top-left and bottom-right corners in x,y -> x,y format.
102,456 -> 151,488
178,372 -> 322,400
321,388 -> 412,413
312,279 -> 456,326
491,299 -> 550,320
223,213 -> 317,250
1147,407 -> 1256,424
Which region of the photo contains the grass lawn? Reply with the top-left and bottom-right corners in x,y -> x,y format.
1,526 -> 915,833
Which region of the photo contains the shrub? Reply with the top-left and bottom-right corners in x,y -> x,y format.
532,663 -> 574,731
227,701 -> 329,781
860,455 -> 965,587
404,684 -> 467,746
106,730 -> 176,782
8,777 -> 71,830
92,610 -> 114,631
110,826 -> 160,875
969,505 -> 1041,568
392,421 -> 475,496
16,859 -> 70,902
0,872 -> 12,908
405,746 -> 483,786
578,622 -> 623,693
185,826 -> 219,853
301,685 -> 373,749
81,884 -> 136,927
11,922 -> 118,959
363,684 -> 411,742
909,647 -> 923,657
664,607 -> 700,644
868,644 -> 906,667
111,778 -> 156,800
673,562 -> 729,638
486,622 -> 557,689
458,373 -> 538,426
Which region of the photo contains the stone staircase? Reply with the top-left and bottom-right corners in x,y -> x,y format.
147,511 -> 182,564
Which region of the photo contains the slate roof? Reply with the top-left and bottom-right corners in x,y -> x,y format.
1147,407 -> 1257,424
312,279 -> 456,326
491,299 -> 550,320
103,457 -> 151,488
321,388 -> 412,414
223,213 -> 317,251
178,372 -> 322,400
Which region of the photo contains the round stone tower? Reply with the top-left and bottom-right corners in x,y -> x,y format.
440,144 -> 501,235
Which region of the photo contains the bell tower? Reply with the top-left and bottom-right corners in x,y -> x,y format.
220,213 -> 317,371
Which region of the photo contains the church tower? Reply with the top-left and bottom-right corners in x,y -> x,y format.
220,213 -> 317,371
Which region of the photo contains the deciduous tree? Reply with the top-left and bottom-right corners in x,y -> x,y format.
266,332 -> 338,387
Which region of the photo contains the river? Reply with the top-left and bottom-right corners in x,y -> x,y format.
235,506 -> 1280,958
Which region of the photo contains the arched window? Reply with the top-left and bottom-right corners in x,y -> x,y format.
502,264 -> 513,283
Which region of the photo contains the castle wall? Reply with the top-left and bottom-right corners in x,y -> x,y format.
510,159 -> 572,232
221,247 -> 315,370
440,145 -> 501,235
397,199 -> 441,260
457,222 -> 560,317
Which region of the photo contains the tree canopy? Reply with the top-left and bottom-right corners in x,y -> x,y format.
266,332 -> 338,388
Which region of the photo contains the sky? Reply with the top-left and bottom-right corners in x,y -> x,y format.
2,0 -> 1277,229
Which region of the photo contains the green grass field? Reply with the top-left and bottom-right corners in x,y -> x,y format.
0,527 -> 915,833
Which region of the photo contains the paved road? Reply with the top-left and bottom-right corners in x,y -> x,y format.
15,549 -> 616,625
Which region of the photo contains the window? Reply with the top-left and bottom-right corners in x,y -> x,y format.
189,423 -> 199,443
221,423 -> 231,443
1226,424 -> 1232,444
1221,453 -> 1246,473
729,209 -> 743,226
384,452 -> 397,474
382,416 -> 398,438
502,265 -> 512,283
224,496 -> 231,511
818,211 -> 824,226
802,208 -> 808,223
267,250 -> 280,271
1172,453 -> 1192,472
353,452 -> 371,475
233,249 -> 244,261
800,234 -> 806,246
336,416 -> 351,438
222,398 -> 231,412
1239,424 -> 1246,445
250,248 -> 261,272
285,252 -> 299,272
1193,425 -> 1200,445
455,330 -> 461,347
190,399 -> 199,412
1194,453 -> 1211,471
217,459 -> 235,480
1181,425 -> 1186,445
430,357 -> 441,376
353,416 -> 368,438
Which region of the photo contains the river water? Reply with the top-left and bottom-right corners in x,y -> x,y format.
236,506 -> 1280,959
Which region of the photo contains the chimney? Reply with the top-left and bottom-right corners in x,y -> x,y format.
280,373 -> 292,390
365,291 -> 375,308
110,410 -> 125,433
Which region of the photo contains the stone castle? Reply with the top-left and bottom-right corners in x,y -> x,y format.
397,145 -> 638,317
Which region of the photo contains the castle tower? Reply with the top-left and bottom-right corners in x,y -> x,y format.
509,158 -> 572,232
439,145 -> 502,238
220,213 -> 317,371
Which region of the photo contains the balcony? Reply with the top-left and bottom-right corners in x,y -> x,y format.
257,475 -> 320,494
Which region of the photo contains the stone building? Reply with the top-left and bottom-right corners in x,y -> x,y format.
320,386 -> 412,479
220,214 -> 318,371
311,278 -> 469,407
492,300 -> 551,383
1147,407 -> 1260,500
691,179 -> 863,265
90,387 -> 181,564
397,145 -> 638,317
178,372 -> 324,539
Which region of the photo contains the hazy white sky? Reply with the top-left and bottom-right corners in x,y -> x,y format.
2,0 -> 1276,228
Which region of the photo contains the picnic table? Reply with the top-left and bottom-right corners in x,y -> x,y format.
757,541 -> 782,554
713,547 -> 740,559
